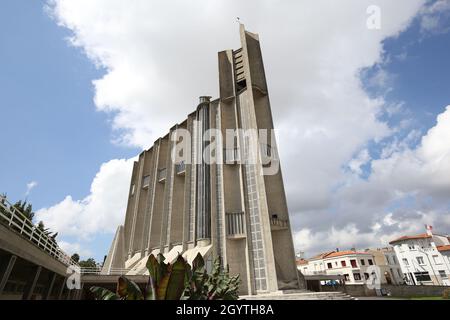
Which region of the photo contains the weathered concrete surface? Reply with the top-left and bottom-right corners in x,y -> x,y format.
0,223 -> 68,276
81,274 -> 148,284
324,283 -> 449,298
241,291 -> 356,300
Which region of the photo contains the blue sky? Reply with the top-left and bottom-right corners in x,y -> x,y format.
1,1 -> 449,260
0,1 -> 139,207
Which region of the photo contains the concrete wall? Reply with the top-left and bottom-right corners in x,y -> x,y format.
324,284 -> 450,297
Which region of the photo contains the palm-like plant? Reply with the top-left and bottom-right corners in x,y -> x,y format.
90,253 -> 240,300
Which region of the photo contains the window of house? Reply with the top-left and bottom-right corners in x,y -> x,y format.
402,258 -> 409,266
131,184 -> 135,196
439,270 -> 447,279
341,261 -> 347,267
414,272 -> 431,282
353,273 -> 362,281
364,273 -> 370,280
408,244 -> 415,250
344,274 -> 350,281
368,259 -> 374,265
350,259 -> 357,268
142,175 -> 150,188
433,255 -> 442,265
416,257 -> 425,265
335,262 -> 338,266
327,263 -> 332,269
385,256 -> 391,265
360,259 -> 365,266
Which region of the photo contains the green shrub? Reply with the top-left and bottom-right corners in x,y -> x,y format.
90,253 -> 240,300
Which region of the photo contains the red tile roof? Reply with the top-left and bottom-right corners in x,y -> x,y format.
309,251 -> 335,261
324,251 -> 372,259
296,259 -> 309,266
437,245 -> 450,252
389,233 -> 431,245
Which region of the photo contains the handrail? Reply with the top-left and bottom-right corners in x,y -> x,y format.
80,267 -> 131,275
223,148 -> 240,163
175,161 -> 186,174
270,217 -> 288,229
0,196 -> 79,269
158,168 -> 167,181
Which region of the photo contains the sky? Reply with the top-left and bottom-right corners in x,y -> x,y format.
1,0 -> 449,261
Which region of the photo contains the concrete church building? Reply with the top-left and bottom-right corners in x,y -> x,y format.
102,25 -> 301,295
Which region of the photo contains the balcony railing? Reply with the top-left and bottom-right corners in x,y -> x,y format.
175,161 -> 186,175
260,144 -> 272,158
158,168 -> 167,182
226,211 -> 245,238
80,267 -> 130,275
270,215 -> 289,231
0,196 -> 79,269
224,148 -> 240,164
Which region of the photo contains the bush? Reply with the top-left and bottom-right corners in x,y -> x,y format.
443,288 -> 450,300
90,253 -> 240,300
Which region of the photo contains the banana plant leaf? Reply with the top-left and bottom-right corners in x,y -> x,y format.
155,255 -> 187,300
117,276 -> 144,300
90,286 -> 119,300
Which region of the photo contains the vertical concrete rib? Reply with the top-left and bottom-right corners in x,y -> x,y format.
140,148 -> 156,254
160,129 -> 176,251
123,161 -> 139,257
146,141 -> 161,252
128,152 -> 146,256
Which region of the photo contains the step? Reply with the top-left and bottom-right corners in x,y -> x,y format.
242,291 -> 356,300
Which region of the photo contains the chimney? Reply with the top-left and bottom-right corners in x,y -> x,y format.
199,96 -> 211,104
425,224 -> 433,236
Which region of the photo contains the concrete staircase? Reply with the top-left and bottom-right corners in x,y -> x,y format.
242,290 -> 357,300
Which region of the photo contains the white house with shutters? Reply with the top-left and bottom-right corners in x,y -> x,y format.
389,226 -> 450,286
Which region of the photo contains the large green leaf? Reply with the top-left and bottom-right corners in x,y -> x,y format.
146,255 -> 159,283
144,276 -> 156,300
146,253 -> 167,285
164,255 -> 189,300
155,255 -> 188,300
90,286 -> 119,300
116,276 -> 143,300
192,253 -> 204,271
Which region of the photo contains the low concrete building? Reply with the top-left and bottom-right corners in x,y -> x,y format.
389,226 -> 450,286
0,197 -> 80,300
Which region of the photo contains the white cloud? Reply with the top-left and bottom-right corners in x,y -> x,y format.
25,181 -> 38,196
58,240 -> 92,258
35,158 -> 135,240
294,106 -> 450,256
420,0 -> 450,34
348,149 -> 371,176
370,106 -> 450,197
43,0 -> 450,257
293,224 -> 392,254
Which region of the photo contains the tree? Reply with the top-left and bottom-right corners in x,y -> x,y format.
71,253 -> 80,263
11,200 -> 35,222
79,258 -> 97,269
0,193 -> 10,222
